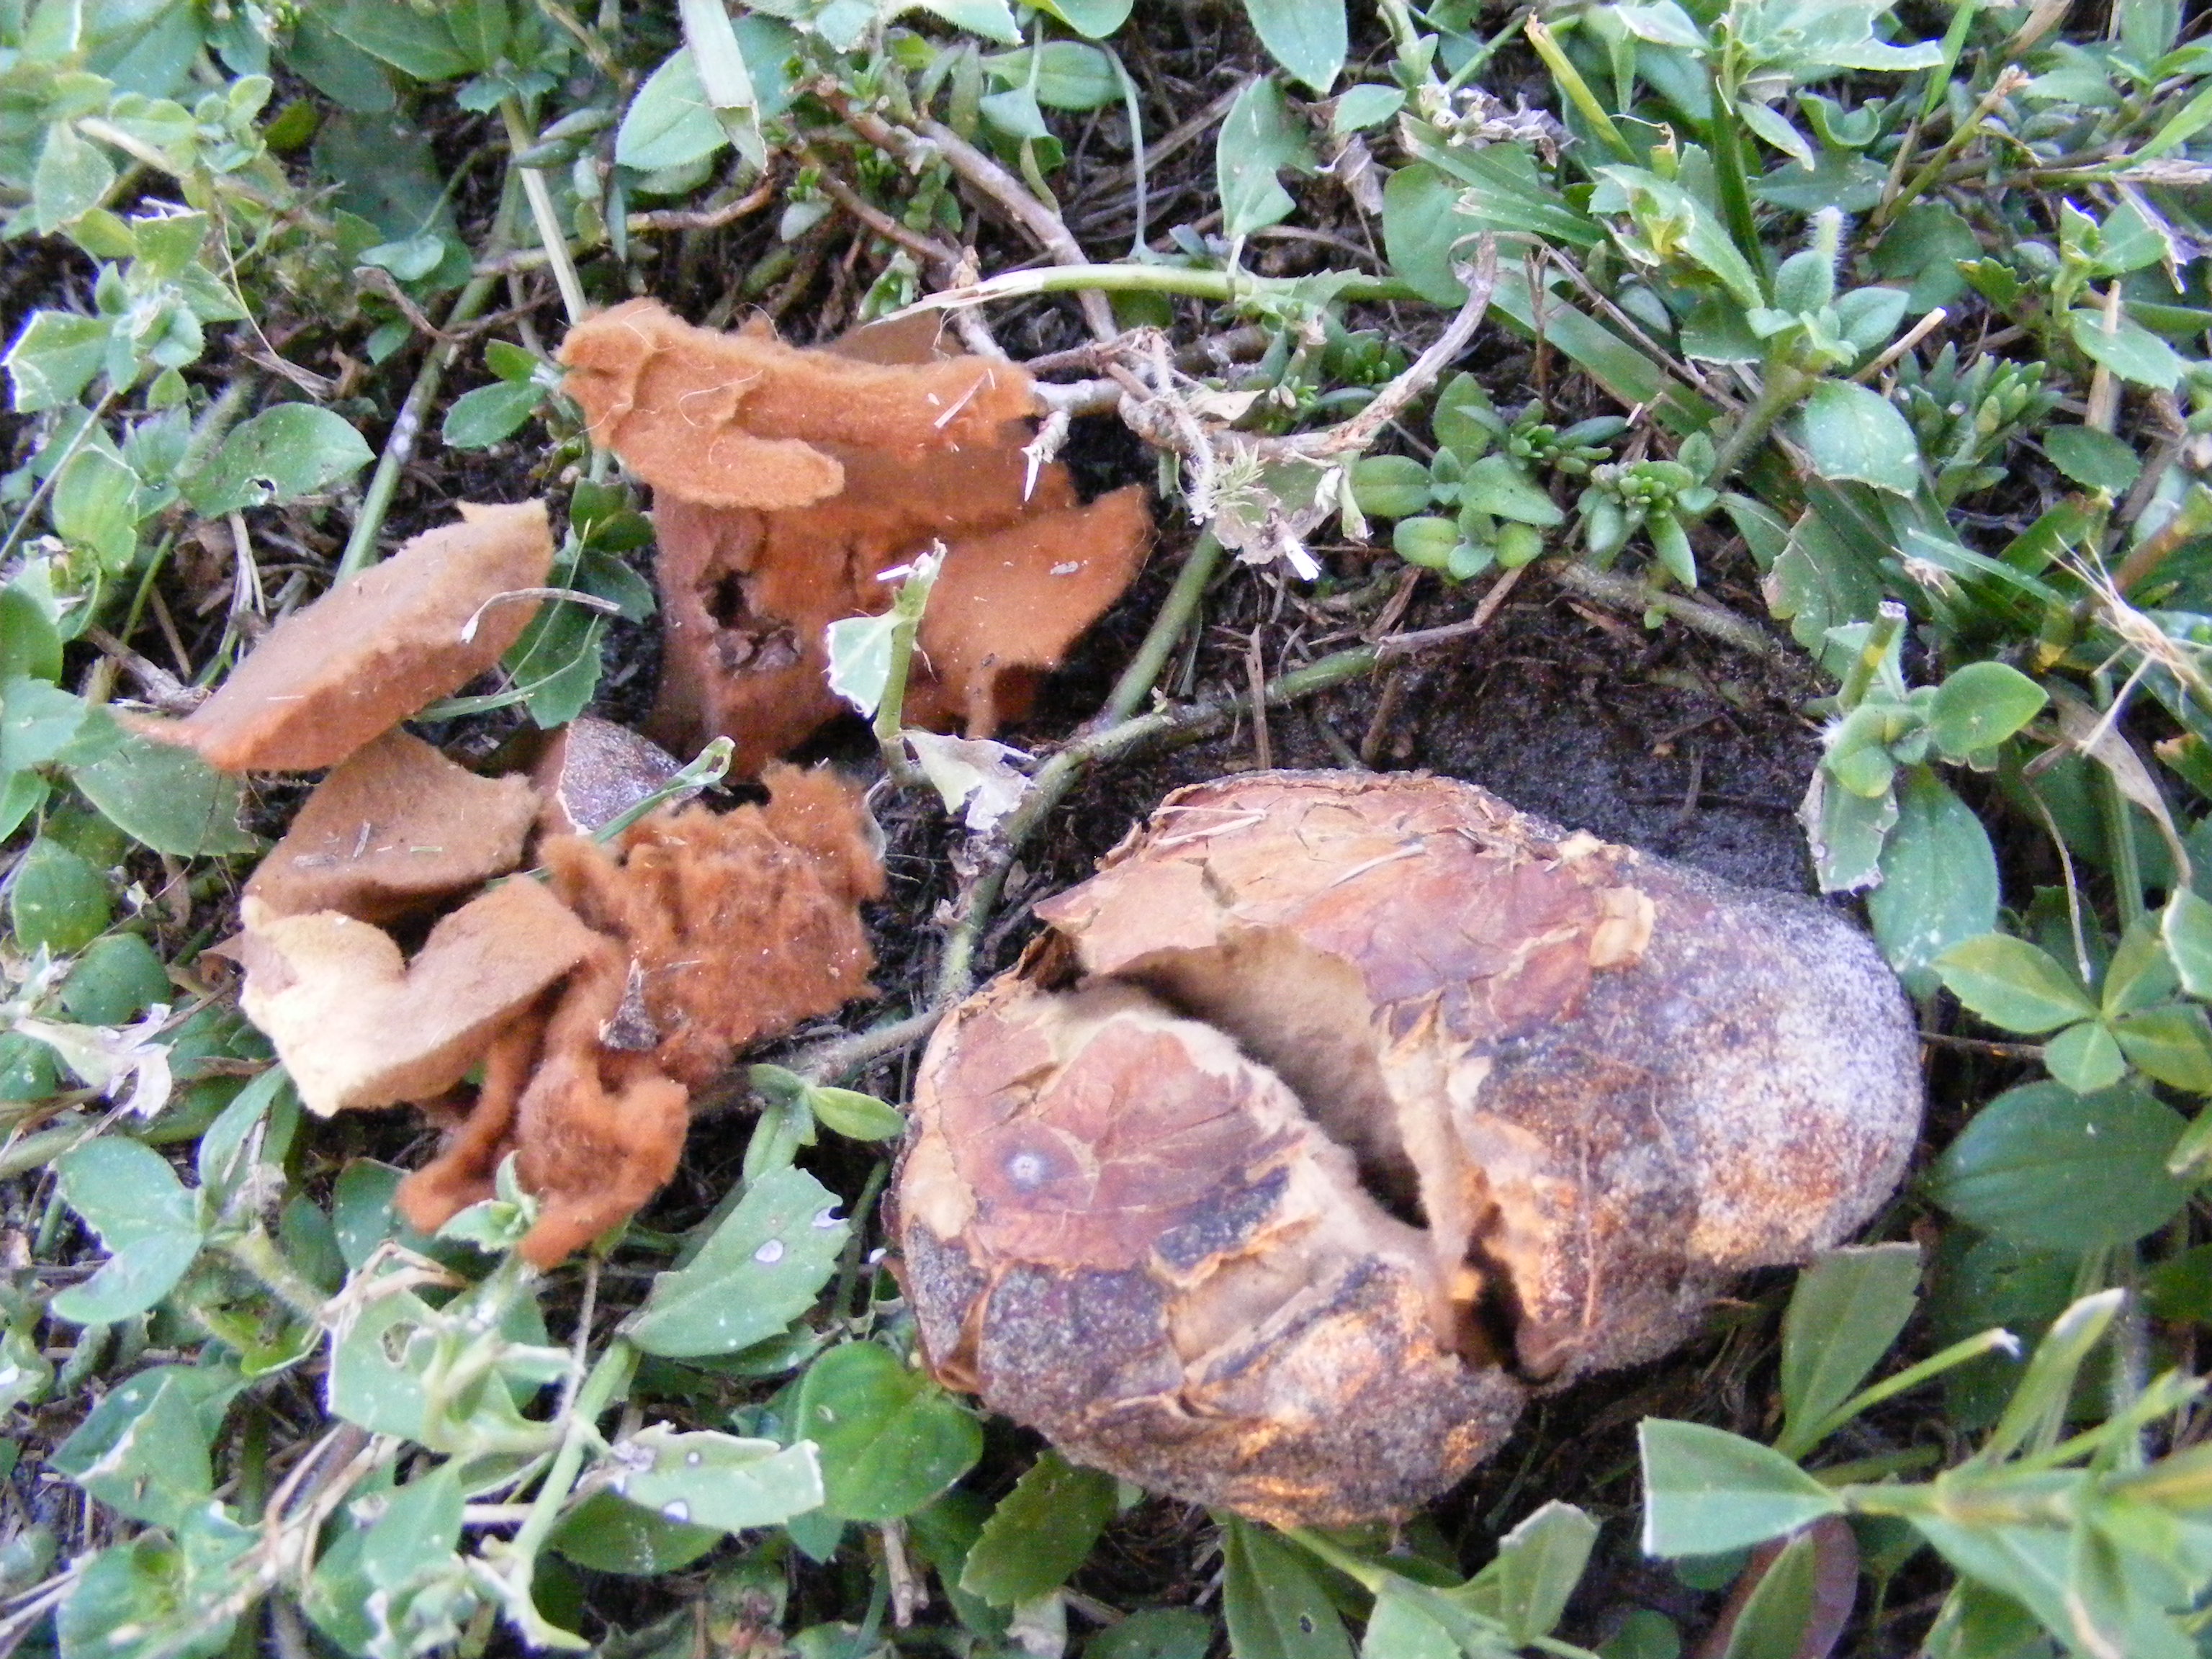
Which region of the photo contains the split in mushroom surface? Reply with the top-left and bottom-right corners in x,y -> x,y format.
895,770 -> 1923,1527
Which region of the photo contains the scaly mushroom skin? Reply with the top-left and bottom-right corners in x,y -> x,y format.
896,772 -> 1922,1527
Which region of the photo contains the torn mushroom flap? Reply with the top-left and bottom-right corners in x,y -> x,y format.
558,300 -> 1038,511
557,302 -> 1151,773
896,770 -> 1923,1527
243,730 -> 540,922
388,765 -> 886,1262
132,501 -> 554,773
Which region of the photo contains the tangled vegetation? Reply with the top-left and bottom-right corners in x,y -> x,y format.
9,0 -> 2212,1653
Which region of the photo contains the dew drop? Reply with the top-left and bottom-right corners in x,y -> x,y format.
662,1500 -> 691,1524
755,1238 -> 786,1264
814,1206 -> 844,1229
685,1451 -> 703,1467
1298,1618 -> 1316,1635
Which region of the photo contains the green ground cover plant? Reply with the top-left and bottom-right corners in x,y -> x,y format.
10,0 -> 2212,1653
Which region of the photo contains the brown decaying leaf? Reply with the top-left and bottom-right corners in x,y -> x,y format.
132,500 -> 554,772
243,730 -> 539,922
235,877 -> 601,1117
895,771 -> 1923,1527
559,300 -> 1037,510
541,763 -> 886,1088
526,714 -> 685,838
557,303 -> 1151,773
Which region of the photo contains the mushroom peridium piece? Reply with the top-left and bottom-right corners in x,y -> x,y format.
895,770 -> 1923,1527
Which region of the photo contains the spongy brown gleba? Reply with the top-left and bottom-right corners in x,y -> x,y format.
894,770 -> 1923,1527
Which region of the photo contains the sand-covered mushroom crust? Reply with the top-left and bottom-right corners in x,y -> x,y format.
895,770 -> 1923,1527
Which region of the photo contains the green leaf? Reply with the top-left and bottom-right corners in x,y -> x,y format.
4,311 -> 113,413
1926,1080 -> 2188,1253
1795,381 -> 1921,495
2162,889 -> 2212,998
1637,1420 -> 1843,1557
1029,0 -> 1135,36
58,1523 -> 252,1659
1217,78 -> 1314,240
184,403 -> 373,517
1333,85 -> 1405,133
1460,454 -> 1564,526
1933,935 -> 2096,1034
2069,308 -> 2184,390
1,680 -> 115,775
1359,1583 -> 1459,1659
961,1452 -> 1118,1606
611,1425 -> 826,1531
53,1370 -> 213,1527
680,0 -> 768,168
919,0 -> 1024,42
442,379 -> 543,449
2114,1004 -> 2212,1092
52,1138 -> 205,1325
1719,1529 -> 1820,1659
806,1085 -> 906,1141
1778,1244 -> 1920,1456
1764,507 -> 1882,654
33,121 -> 116,233
2044,426 -> 2141,495
50,449 -> 139,571
1591,167 -> 1761,307
1479,1501 -> 1599,1642
616,48 -> 727,171
1394,516 -> 1462,571
1091,1609 -> 1216,1659
70,728 -> 261,857
1222,1518 -> 1354,1659
1866,769 -> 1998,997
9,837 -> 112,953
549,1491 -> 722,1575
1241,0 -> 1344,91
1351,456 -> 1434,519
1928,663 -> 2047,760
445,0 -> 510,70
982,44 -> 1119,109
2042,1017 -> 2126,1093
326,0 -> 475,81
825,610 -> 901,719
626,1166 -> 848,1357
793,1341 -> 983,1521
61,935 -> 171,1026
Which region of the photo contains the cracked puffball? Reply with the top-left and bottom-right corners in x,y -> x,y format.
895,771 -> 1923,1527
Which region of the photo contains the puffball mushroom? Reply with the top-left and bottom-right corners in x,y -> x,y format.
895,771 -> 1922,1527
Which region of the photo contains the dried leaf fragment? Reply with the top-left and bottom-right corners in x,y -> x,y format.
526,715 -> 685,838
243,730 -> 539,921
235,876 -> 600,1116
133,501 -> 554,772
559,300 -> 1038,510
897,771 -> 1923,1525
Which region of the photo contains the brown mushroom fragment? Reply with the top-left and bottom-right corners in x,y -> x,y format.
557,303 -> 1151,772
541,763 -> 886,1087
559,300 -> 1038,510
234,877 -> 601,1117
896,771 -> 1922,1527
132,501 -> 554,772
399,939 -> 693,1269
525,715 -> 685,838
243,731 -> 539,921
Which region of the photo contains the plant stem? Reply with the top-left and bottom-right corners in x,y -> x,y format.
915,261 -> 1420,315
1095,531 -> 1223,727
499,99 -> 589,326
336,180 -> 521,580
1870,68 -> 2032,235
499,1335 -> 637,1642
1836,601 -> 1907,711
220,1228 -> 326,1323
1704,364 -> 1814,485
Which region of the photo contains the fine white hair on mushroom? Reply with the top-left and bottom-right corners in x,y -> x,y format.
892,770 -> 1923,1527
